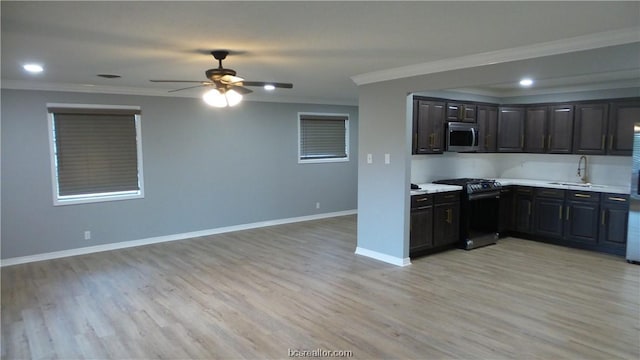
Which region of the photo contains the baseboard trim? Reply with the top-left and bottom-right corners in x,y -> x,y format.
354,247 -> 411,267
1,210 -> 357,267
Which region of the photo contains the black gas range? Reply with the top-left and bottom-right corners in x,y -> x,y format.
433,178 -> 502,249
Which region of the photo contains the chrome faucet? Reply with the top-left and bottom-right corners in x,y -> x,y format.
577,155 -> 589,184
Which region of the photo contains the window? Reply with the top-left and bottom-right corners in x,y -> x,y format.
298,113 -> 349,163
47,104 -> 144,205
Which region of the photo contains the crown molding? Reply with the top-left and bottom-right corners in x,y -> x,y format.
351,27 -> 640,86
452,80 -> 640,99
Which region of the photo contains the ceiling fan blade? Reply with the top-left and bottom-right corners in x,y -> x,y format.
168,84 -> 213,93
230,86 -> 253,95
150,80 -> 209,84
220,74 -> 245,84
242,81 -> 293,89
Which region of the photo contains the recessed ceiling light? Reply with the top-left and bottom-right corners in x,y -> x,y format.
263,84 -> 276,91
519,78 -> 534,87
23,64 -> 44,73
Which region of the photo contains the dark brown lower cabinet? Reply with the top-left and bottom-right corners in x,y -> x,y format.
498,186 -> 515,236
504,187 -> 628,256
599,194 -> 630,249
515,187 -> 534,234
565,191 -> 600,245
533,188 -> 565,239
410,194 -> 433,254
410,191 -> 460,257
434,193 -> 460,247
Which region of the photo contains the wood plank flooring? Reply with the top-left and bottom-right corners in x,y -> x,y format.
2,214 -> 639,359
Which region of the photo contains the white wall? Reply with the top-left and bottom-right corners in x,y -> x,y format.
412,152 -> 631,187
1,89 -> 358,259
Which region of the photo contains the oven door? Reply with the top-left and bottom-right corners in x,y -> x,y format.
447,122 -> 479,152
464,190 -> 500,249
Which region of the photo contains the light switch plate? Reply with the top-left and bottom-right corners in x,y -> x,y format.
367,154 -> 373,164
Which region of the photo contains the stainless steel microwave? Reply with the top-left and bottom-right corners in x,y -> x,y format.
446,122 -> 479,152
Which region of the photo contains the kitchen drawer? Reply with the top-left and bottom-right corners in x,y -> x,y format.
435,191 -> 460,204
411,194 -> 433,209
535,188 -> 565,199
500,186 -> 514,194
515,186 -> 534,195
601,193 -> 629,205
567,190 -> 599,202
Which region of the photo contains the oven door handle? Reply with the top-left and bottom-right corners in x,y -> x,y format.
468,191 -> 500,201
471,127 -> 477,147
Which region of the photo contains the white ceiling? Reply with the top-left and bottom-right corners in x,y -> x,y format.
2,1 -> 639,105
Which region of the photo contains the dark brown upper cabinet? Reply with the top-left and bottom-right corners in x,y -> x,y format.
477,105 -> 498,153
608,100 -> 640,155
446,102 -> 477,123
547,104 -> 574,154
524,106 -> 548,153
413,100 -> 445,154
497,107 -> 525,152
573,103 -> 609,155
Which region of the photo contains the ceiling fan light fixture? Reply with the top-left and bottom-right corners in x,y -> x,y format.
519,78 -> 534,87
202,88 -> 243,107
263,84 -> 276,91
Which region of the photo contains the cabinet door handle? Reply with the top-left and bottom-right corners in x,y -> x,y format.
566,206 -> 570,220
601,135 -> 605,150
527,203 -> 531,216
446,209 -> 452,224
609,135 -> 614,150
548,135 -> 552,149
574,193 -> 591,198
607,197 -> 627,202
601,210 -> 606,225
559,205 -> 563,220
541,136 -> 545,149
416,198 -> 429,202
521,135 -> 524,148
429,133 -> 435,147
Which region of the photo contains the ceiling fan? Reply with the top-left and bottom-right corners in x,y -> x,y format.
150,50 -> 293,107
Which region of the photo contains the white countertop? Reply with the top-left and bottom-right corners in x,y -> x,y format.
494,178 -> 630,195
411,178 -> 630,196
411,183 -> 463,195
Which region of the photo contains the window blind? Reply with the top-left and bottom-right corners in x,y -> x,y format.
300,114 -> 347,159
51,110 -> 140,197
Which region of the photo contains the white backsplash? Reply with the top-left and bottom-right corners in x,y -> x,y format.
411,152 -> 498,183
412,152 -> 632,187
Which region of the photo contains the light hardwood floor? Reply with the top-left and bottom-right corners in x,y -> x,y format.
2,215 -> 639,359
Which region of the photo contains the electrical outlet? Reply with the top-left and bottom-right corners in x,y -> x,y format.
316,202 -> 320,209
84,231 -> 91,240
